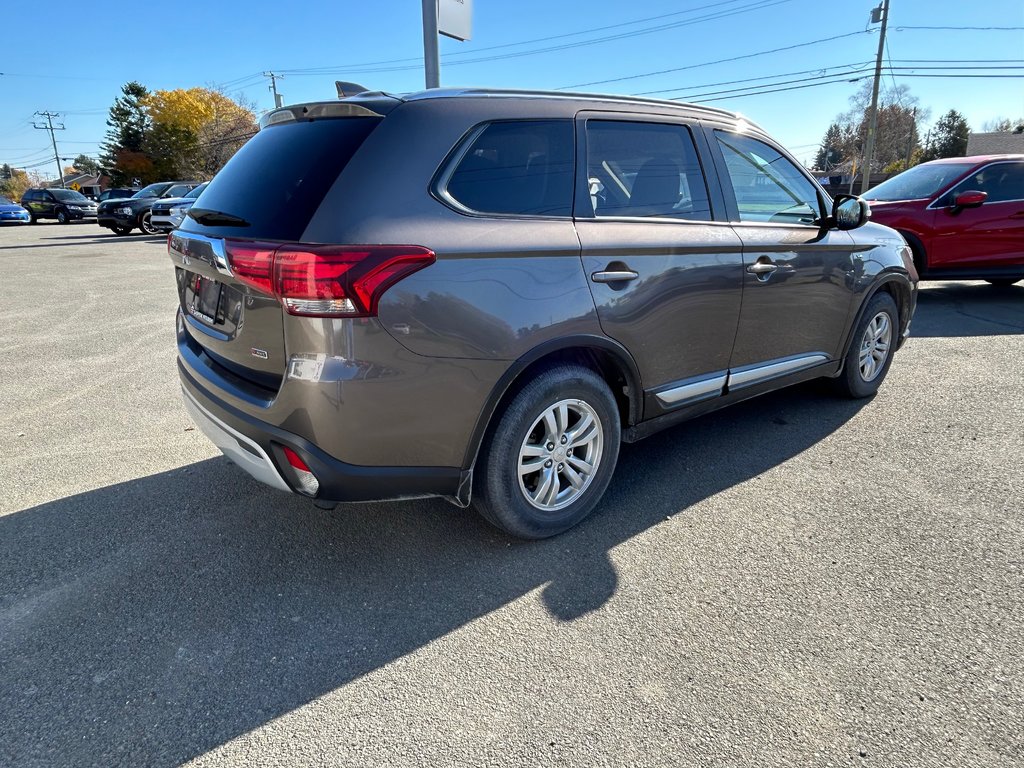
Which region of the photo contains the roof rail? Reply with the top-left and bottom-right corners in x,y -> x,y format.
401,87 -> 751,124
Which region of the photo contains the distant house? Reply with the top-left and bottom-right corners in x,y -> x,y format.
966,130 -> 1024,155
45,172 -> 110,198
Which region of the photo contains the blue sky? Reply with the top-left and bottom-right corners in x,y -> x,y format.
1,0 -> 1021,177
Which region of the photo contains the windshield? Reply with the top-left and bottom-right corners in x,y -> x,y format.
51,189 -> 90,202
132,183 -> 169,199
184,183 -> 208,200
865,162 -> 974,201
0,196 -> 14,205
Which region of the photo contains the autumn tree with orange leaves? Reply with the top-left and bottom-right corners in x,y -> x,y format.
100,82 -> 257,184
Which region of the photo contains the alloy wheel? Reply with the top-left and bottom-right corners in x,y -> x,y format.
517,398 -> 604,512
858,311 -> 892,382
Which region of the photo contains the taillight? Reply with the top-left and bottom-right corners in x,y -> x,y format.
224,241 -> 278,295
223,240 -> 434,318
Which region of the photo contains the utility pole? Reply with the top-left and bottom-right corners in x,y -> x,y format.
33,111 -> 66,188
262,72 -> 284,108
859,0 -> 890,195
904,106 -> 917,170
421,0 -> 441,89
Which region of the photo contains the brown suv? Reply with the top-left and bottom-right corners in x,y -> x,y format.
172,88 -> 917,538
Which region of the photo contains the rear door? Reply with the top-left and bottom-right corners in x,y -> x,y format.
574,113 -> 745,415
705,127 -> 859,382
927,160 -> 1024,268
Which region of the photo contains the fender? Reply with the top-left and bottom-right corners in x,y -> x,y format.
838,271 -> 915,366
460,334 -> 643,470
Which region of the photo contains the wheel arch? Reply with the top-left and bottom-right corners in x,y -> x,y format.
839,274 -> 913,364
897,229 -> 928,275
461,335 -> 642,470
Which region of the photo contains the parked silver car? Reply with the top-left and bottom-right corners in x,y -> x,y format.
172,88 -> 917,538
151,183 -> 208,233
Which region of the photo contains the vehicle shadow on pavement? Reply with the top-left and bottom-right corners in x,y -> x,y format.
0,384 -> 865,766
912,283 -> 1024,338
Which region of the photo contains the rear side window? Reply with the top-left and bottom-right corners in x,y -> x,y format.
441,120 -> 574,217
181,117 -> 381,240
585,121 -> 712,220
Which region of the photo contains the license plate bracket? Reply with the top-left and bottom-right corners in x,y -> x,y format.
191,274 -> 222,323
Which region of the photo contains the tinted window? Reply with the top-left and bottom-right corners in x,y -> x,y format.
444,120 -> 574,217
585,121 -> 711,221
51,189 -> 89,202
716,132 -> 821,225
940,161 -> 1024,205
133,184 -> 168,199
181,117 -> 380,240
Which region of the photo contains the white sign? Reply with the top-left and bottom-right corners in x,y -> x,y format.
438,0 -> 472,41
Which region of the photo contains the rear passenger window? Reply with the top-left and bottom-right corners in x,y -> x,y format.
585,121 -> 711,220
443,120 -> 574,217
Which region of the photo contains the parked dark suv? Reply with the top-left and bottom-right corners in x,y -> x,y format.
98,181 -> 201,235
21,187 -> 98,223
172,88 -> 917,538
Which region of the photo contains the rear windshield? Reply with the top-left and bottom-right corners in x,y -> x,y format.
180,117 -> 381,241
865,162 -> 974,201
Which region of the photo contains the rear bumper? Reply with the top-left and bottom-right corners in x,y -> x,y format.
178,359 -> 466,504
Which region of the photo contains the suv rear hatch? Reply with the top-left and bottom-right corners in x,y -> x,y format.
170,101 -> 394,394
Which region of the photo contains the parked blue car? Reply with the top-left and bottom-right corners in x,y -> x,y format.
0,196 -> 31,224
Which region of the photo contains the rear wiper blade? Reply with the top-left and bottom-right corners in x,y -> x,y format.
187,208 -> 250,227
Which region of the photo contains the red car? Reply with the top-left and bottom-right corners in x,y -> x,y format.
865,155 -> 1024,286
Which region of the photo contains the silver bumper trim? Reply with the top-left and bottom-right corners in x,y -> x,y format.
181,386 -> 291,493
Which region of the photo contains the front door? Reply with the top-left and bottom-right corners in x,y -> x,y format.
574,116 -> 745,416
928,160 -> 1024,268
706,129 -> 859,386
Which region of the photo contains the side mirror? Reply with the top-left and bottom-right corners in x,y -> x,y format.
952,190 -> 987,211
831,194 -> 871,230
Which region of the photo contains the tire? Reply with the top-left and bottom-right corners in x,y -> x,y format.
56,209 -> 69,224
139,211 -> 158,235
473,364 -> 621,539
834,292 -> 900,399
28,215 -> 37,224
986,278 -> 1021,287
111,225 -> 133,236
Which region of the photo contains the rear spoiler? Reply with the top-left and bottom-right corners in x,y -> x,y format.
260,90 -> 404,130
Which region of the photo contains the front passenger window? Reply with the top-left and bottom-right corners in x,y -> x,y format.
715,132 -> 822,225
941,162 -> 1024,205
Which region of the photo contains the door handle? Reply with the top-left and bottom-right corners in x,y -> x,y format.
746,261 -> 778,275
592,269 -> 639,283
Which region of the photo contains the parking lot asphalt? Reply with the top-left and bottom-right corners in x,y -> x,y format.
0,221 -> 1022,767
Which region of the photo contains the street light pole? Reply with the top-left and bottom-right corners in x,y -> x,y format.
422,0 -> 441,89
860,0 -> 890,195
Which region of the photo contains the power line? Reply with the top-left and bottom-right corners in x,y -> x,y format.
561,29 -> 871,90
277,0 -> 795,77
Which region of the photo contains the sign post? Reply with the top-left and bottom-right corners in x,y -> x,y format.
422,0 -> 472,89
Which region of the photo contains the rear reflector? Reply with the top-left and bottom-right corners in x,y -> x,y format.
281,445 -> 320,497
223,240 -> 434,318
